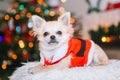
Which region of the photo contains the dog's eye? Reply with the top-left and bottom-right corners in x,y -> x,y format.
43,32 -> 49,37
56,31 -> 62,35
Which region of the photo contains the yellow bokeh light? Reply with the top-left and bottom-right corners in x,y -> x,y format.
101,36 -> 106,43
18,40 -> 25,48
28,42 -> 34,48
49,11 -> 55,17
19,43 -> 25,48
12,54 -> 17,60
4,14 -> 10,20
2,64 -> 7,70
26,12 -> 32,18
15,14 -> 20,20
61,0 -> 67,3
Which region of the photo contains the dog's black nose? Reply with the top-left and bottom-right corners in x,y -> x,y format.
50,35 -> 55,40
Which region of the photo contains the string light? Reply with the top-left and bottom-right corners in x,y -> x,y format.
37,0 -> 43,5
28,42 -> 34,48
35,7 -> 41,13
61,0 -> 67,3
44,9 -> 49,15
3,60 -> 7,65
22,49 -> 29,61
28,22 -> 33,28
16,26 -> 21,33
18,40 -> 25,48
12,54 -> 17,60
15,14 -> 20,20
7,7 -> 12,13
3,60 -> 12,65
7,60 -> 12,65
4,14 -> 10,20
59,7 -> 65,13
28,30 -> 33,36
11,9 -> 17,14
101,36 -> 111,43
101,36 -> 106,43
0,35 -> 3,42
26,12 -> 32,18
1,64 -> 7,70
49,11 -> 55,17
70,18 -> 75,24
106,37 -> 111,43
19,4 -> 24,10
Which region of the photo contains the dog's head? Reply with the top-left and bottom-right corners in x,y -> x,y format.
29,12 -> 73,50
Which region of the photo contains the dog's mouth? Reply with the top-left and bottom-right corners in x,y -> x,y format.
48,40 -> 59,44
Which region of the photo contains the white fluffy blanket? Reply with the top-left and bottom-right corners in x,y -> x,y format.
10,60 -> 120,80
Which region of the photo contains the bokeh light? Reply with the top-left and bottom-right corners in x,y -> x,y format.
16,26 -> 21,33
49,11 -> 55,17
15,14 -> 20,20
1,64 -> 7,70
19,4 -> 24,10
101,36 -> 106,43
12,54 -> 17,60
28,30 -> 33,36
70,18 -> 75,24
37,0 -> 43,5
61,0 -> 67,3
26,12 -> 32,18
28,42 -> 34,48
59,7 -> 65,13
18,40 -> 25,48
0,35 -> 3,42
101,36 -> 111,43
35,7 -> 41,13
4,14 -> 10,20
44,9 -> 49,15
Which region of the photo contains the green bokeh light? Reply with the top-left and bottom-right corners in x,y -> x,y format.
19,4 -> 24,10
44,9 -> 49,15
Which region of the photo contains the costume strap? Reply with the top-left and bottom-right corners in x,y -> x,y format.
76,39 -> 86,56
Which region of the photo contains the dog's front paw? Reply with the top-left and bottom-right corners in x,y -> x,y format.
28,67 -> 35,74
28,65 -> 45,74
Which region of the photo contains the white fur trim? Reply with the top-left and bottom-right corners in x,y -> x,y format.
40,43 -> 68,64
39,53 -> 44,65
86,40 -> 95,66
52,43 -> 68,63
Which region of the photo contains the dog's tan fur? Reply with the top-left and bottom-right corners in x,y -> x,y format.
28,13 -> 109,74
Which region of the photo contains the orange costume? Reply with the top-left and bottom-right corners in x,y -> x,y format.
43,37 -> 95,67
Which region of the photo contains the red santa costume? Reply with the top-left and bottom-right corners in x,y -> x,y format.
40,37 -> 95,67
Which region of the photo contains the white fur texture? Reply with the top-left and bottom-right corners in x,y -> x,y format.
10,60 -> 120,80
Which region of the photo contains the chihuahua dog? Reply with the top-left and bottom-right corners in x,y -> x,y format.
28,12 -> 109,74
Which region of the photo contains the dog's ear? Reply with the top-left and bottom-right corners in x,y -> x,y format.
28,15 -> 46,36
29,15 -> 46,29
58,12 -> 70,26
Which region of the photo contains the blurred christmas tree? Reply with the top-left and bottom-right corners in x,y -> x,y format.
0,0 -> 75,80
89,22 -> 120,47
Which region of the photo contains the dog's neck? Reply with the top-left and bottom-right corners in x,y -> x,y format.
39,42 -> 68,63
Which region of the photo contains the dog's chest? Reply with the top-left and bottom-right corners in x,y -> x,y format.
43,43 -> 68,63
